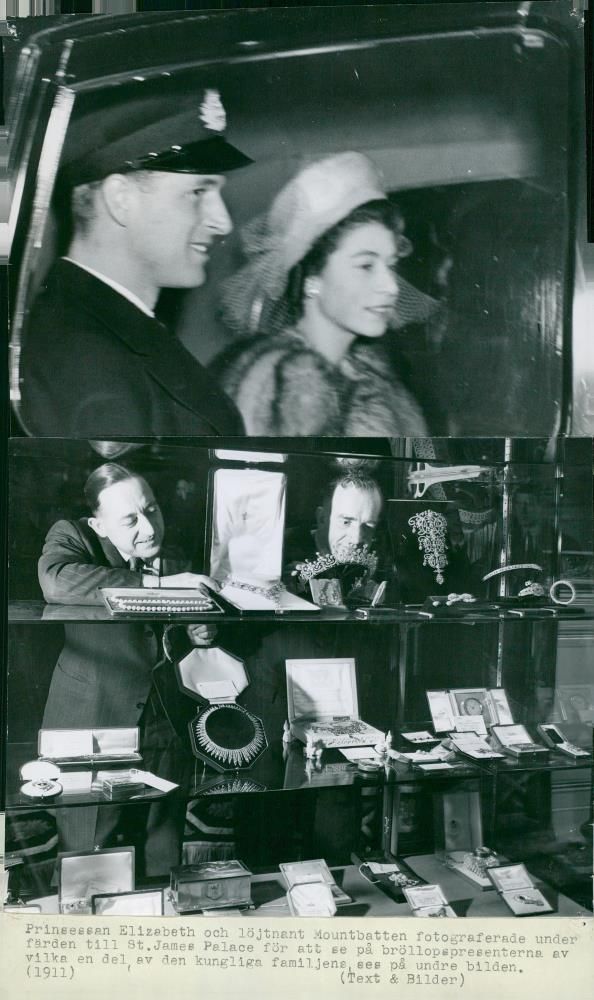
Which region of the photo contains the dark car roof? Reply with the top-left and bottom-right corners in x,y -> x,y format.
16,3 -> 571,90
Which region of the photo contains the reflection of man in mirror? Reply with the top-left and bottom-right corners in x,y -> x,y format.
286,472 -> 385,604
19,90 -> 252,437
511,487 -> 551,563
39,463 -> 217,874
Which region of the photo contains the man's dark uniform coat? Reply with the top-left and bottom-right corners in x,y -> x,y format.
19,260 -> 244,437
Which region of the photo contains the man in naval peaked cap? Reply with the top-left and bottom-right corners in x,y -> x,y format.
19,88 -> 252,437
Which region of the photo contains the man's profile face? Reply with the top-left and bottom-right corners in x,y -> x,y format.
325,483 -> 383,560
125,172 -> 232,290
89,476 -> 165,561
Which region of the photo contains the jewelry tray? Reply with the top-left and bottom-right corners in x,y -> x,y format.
100,586 -> 227,618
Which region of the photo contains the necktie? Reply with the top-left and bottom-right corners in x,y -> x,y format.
129,556 -> 159,579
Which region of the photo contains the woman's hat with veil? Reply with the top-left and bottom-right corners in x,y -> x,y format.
221,151 -> 443,336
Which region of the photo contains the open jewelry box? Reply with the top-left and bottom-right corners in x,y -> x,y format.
100,587 -> 227,618
285,657 -> 385,749
487,863 -> 554,915
491,724 -> 549,759
175,646 -> 268,771
403,884 -> 457,918
58,847 -> 135,915
426,687 -> 515,734
38,727 -> 142,766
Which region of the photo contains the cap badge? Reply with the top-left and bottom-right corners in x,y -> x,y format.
199,89 -> 227,133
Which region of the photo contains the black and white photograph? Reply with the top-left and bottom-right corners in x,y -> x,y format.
2,2 -> 593,438
2,436 -> 593,919
0,2 -> 593,998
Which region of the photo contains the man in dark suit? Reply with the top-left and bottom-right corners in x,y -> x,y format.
18,89 -> 252,437
39,462 -> 217,875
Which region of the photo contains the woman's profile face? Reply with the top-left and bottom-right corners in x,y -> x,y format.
312,222 -> 399,340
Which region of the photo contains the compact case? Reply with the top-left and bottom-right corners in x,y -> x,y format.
38,727 -> 142,766
19,759 -> 63,799
285,658 -> 384,749
175,646 -> 267,771
170,860 -> 252,913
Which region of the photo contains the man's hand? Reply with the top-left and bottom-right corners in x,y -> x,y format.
159,572 -> 220,592
186,624 -> 218,647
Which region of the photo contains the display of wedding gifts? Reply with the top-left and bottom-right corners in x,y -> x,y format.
280,859 -> 351,907
175,646 -> 268,771
426,687 -> 514,734
487,864 -> 554,916
100,587 -> 227,617
209,467 -> 319,613
403,884 -> 457,918
554,684 -> 594,723
285,658 -> 385,749
491,724 -> 549,759
448,732 -> 505,760
38,727 -> 142,765
170,860 -> 252,914
58,847 -> 135,915
434,786 -> 504,889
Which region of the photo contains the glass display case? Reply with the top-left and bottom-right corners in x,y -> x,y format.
4,436 -> 593,917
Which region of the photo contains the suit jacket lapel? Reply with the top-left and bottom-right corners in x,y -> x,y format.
97,534 -> 129,569
58,260 -> 240,434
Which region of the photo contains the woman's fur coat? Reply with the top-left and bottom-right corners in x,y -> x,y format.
211,331 -> 429,436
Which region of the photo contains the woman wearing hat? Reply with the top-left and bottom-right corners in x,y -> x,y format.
211,152 -> 435,435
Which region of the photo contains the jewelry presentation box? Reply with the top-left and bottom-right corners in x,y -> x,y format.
555,684 -> 594,723
101,586 -> 227,618
58,847 -> 135,915
170,860 -> 252,913
403,884 -> 457,918
487,864 -> 554,915
38,727 -> 142,766
279,859 -> 351,906
427,687 -> 514,734
285,657 -> 385,749
175,646 -> 268,771
491,724 -> 549,759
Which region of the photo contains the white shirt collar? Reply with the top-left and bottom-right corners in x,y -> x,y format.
63,257 -> 155,318
118,549 -> 161,571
